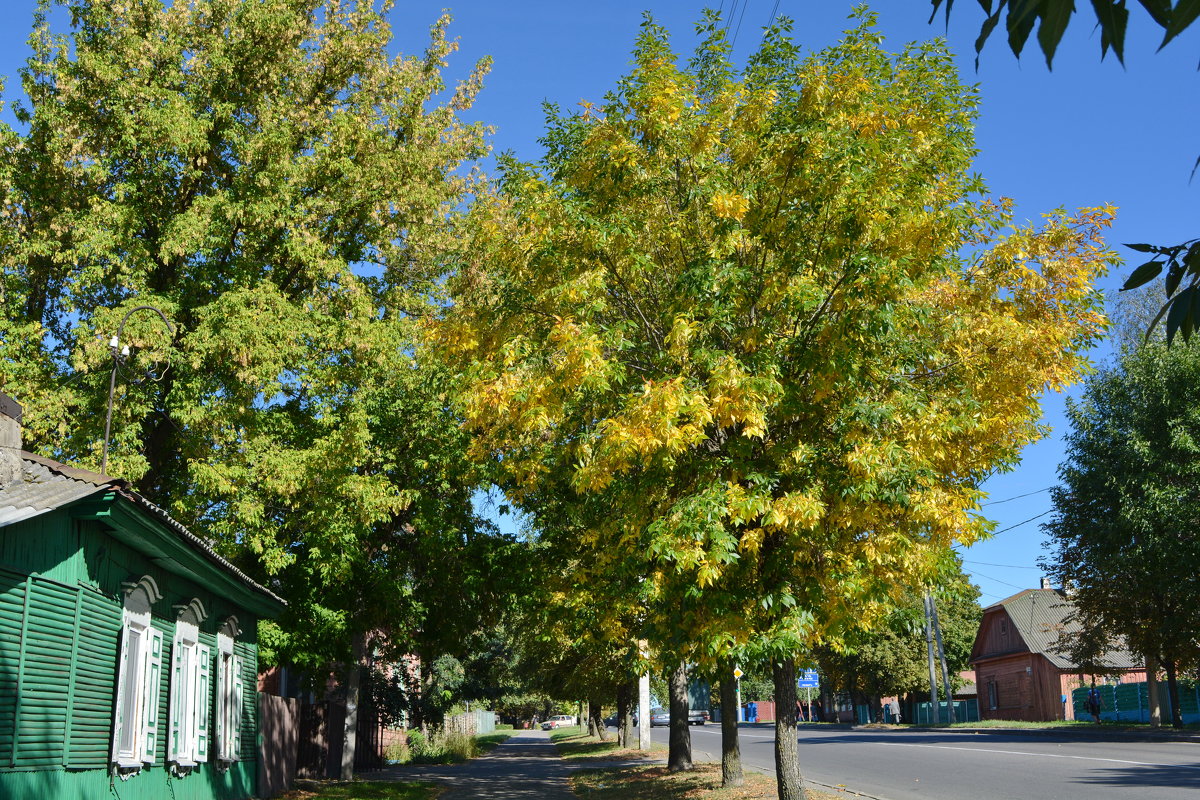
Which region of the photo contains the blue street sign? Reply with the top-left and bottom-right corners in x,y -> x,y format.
797,670 -> 819,688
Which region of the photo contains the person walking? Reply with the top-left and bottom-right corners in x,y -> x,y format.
1086,684 -> 1103,724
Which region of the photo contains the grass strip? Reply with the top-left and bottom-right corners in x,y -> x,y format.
280,780 -> 442,800
572,761 -> 846,799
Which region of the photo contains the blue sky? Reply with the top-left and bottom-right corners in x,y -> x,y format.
1,1 -> 1196,608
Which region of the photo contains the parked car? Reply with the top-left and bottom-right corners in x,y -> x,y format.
603,713 -> 619,728
649,707 -> 670,726
688,709 -> 710,725
540,714 -> 576,730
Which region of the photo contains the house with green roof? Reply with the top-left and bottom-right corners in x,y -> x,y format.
0,393 -> 285,799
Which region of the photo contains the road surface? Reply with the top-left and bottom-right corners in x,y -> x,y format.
644,723 -> 1200,800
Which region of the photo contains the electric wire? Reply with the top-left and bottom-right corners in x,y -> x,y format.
990,509 -> 1053,536
963,559 -> 1041,570
980,486 -> 1051,506
731,0 -> 751,47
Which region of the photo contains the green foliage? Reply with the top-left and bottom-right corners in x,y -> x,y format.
815,561 -> 981,703
0,0 -> 509,679
1042,341 -> 1200,685
443,8 -> 1111,680
930,0 -> 1200,67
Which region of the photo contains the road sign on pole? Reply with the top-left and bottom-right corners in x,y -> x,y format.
797,670 -> 819,688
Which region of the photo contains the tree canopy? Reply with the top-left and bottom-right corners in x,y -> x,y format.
440,11 -> 1114,797
1042,341 -> 1200,727
0,0 -> 508,682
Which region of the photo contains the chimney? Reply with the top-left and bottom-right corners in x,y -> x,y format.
1040,577 -> 1052,590
0,392 -> 23,487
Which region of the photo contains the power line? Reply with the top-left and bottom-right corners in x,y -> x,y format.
731,0 -> 752,47
968,569 -> 1032,592
764,0 -> 782,37
990,510 -> 1052,537
963,559 -> 1041,570
980,487 -> 1051,506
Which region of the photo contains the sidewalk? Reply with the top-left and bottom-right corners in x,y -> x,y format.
373,729 -> 616,799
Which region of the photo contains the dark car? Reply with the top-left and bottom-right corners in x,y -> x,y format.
603,713 -> 619,728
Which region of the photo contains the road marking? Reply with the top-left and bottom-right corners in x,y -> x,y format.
875,741 -> 1200,770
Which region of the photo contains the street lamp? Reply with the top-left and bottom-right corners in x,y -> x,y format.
101,304 -> 174,475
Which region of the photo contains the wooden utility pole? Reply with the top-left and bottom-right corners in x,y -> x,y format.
923,593 -> 939,724
929,593 -> 957,725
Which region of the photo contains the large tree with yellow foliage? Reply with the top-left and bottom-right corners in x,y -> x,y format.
440,12 -> 1113,798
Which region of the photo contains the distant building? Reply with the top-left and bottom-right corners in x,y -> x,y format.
970,583 -> 1144,722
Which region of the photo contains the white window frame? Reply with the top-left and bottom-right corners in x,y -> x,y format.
215,617 -> 243,763
168,599 -> 209,768
112,575 -> 164,772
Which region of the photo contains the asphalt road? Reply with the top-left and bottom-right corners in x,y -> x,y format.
646,724 -> 1200,800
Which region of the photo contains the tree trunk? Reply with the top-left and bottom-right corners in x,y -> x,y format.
719,660 -> 744,787
340,630 -> 368,781
667,661 -> 693,772
589,700 -> 607,740
772,657 -> 806,800
1146,655 -> 1162,728
616,679 -> 634,747
1164,658 -> 1184,729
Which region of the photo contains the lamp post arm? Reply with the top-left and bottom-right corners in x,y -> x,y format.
101,305 -> 175,476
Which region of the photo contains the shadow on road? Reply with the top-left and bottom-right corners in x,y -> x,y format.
1075,762 -> 1200,789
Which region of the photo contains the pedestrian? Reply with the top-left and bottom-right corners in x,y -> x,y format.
796,699 -> 804,723
1086,684 -> 1103,724
888,699 -> 901,724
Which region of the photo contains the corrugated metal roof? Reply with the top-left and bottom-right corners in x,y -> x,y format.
0,451 -> 284,608
0,453 -> 112,528
995,588 -> 1139,670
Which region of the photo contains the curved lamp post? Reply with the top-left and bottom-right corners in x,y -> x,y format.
101,304 -> 174,475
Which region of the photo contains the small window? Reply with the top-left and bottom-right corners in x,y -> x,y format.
215,617 -> 244,763
999,618 -> 1008,636
987,680 -> 999,710
168,599 -> 210,768
112,576 -> 164,771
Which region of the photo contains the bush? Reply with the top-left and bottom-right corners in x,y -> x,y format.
387,727 -> 479,764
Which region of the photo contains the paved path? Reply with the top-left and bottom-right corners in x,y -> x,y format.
373,730 -> 581,799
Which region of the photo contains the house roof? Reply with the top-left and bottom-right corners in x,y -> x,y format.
981,588 -> 1139,671
0,451 -> 284,609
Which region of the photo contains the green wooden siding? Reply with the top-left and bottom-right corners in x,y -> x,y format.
0,566 -> 259,776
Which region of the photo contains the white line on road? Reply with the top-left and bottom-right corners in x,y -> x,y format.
875,741 -> 1200,770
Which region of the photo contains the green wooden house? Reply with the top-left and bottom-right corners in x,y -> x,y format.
0,394 -> 286,799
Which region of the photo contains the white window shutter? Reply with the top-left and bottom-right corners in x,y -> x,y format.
111,623 -> 132,764
169,631 -> 186,762
231,654 -> 244,761
141,627 -> 164,763
194,645 -> 211,763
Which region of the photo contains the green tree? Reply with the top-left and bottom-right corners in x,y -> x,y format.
0,0 -> 496,777
815,560 -> 981,720
1042,342 -> 1200,728
929,0 -> 1199,67
442,12 -> 1112,797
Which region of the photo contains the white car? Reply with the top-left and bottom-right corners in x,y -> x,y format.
540,714 -> 576,730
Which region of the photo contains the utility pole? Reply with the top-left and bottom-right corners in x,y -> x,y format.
638,640 -> 651,750
929,593 -> 957,725
924,592 -> 939,724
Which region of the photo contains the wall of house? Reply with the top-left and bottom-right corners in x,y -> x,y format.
0,509 -> 261,800
976,653 -> 1046,721
973,609 -> 1026,661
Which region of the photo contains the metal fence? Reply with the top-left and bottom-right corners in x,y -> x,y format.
896,699 -> 980,725
1071,682 -> 1200,724
445,709 -> 496,736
